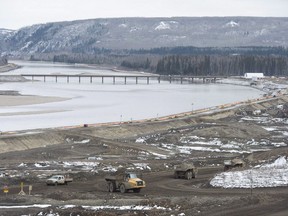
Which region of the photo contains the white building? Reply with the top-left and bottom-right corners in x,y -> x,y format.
244,73 -> 264,80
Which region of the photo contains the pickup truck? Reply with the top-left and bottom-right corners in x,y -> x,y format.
46,175 -> 73,186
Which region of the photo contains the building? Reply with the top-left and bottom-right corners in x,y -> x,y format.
244,73 -> 264,80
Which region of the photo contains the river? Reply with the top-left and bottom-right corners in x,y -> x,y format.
0,61 -> 263,132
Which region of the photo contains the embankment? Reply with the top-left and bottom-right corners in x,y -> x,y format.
0,63 -> 21,73
0,131 -> 67,154
73,95 -> 288,139
0,94 -> 287,154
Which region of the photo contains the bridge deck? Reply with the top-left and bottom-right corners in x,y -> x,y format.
20,74 -> 227,84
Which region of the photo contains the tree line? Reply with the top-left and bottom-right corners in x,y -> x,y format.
0,57 -> 7,66
155,55 -> 288,76
25,46 -> 288,77
128,46 -> 288,56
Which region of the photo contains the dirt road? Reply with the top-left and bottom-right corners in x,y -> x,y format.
0,166 -> 288,216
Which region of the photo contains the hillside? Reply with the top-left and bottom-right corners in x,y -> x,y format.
1,17 -> 288,56
0,57 -> 7,66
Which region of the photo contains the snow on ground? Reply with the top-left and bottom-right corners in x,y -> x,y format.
65,138 -> 90,144
132,163 -> 151,170
9,131 -> 287,176
155,21 -> 171,30
0,204 -> 51,209
241,116 -> 288,125
136,135 -> 286,156
13,160 -> 152,176
210,156 -> 288,188
0,204 -> 171,213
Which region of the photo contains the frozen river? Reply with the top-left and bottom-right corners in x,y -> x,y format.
0,61 -> 263,132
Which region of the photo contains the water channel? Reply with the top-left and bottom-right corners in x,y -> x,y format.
0,61 -> 263,132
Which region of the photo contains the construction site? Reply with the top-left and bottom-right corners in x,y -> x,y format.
0,85 -> 287,215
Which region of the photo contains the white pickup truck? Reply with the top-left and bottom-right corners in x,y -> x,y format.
46,175 -> 73,186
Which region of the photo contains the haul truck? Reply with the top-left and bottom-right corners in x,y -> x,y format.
105,171 -> 146,193
174,163 -> 197,180
224,158 -> 245,171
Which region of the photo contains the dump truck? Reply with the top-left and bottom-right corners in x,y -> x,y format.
105,170 -> 146,193
174,163 -> 197,180
224,158 -> 245,171
46,175 -> 73,186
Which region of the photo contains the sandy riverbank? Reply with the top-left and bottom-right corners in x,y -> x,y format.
0,62 -> 70,110
0,95 -> 69,107
0,63 -> 21,73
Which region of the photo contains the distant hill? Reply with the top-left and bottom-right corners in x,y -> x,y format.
0,28 -> 14,53
1,17 -> 288,57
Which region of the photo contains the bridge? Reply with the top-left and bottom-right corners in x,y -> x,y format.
20,74 -> 228,84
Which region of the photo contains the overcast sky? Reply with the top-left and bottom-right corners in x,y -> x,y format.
1,0 -> 288,29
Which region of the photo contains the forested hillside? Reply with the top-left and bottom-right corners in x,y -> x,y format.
155,55 -> 288,76
2,17 -> 288,54
1,17 -> 288,76
119,46 -> 288,76
0,57 -> 7,66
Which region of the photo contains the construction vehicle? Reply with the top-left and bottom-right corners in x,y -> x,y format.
46,175 -> 73,186
105,170 -> 146,193
224,158 -> 245,171
174,163 -> 197,180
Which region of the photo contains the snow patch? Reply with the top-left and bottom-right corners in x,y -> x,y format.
0,204 -> 169,213
18,163 -> 27,167
210,156 -> 288,188
129,26 -> 141,32
133,163 -> 151,170
225,21 -> 239,27
0,28 -> 14,35
0,204 -> 51,209
63,161 -> 100,169
119,24 -> 128,28
151,152 -> 168,159
66,138 -> 90,144
136,137 -> 146,143
35,163 -> 50,168
155,22 -> 171,30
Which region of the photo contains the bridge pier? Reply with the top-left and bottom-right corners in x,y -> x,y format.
21,74 -> 225,85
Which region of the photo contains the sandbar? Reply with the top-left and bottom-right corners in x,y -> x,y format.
0,95 -> 69,107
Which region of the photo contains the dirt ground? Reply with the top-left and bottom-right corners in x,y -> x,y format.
0,95 -> 288,216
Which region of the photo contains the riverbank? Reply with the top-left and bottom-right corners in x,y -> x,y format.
0,60 -> 287,132
0,63 -> 21,73
0,95 -> 69,107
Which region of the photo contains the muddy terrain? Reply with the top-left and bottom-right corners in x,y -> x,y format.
0,95 -> 288,216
